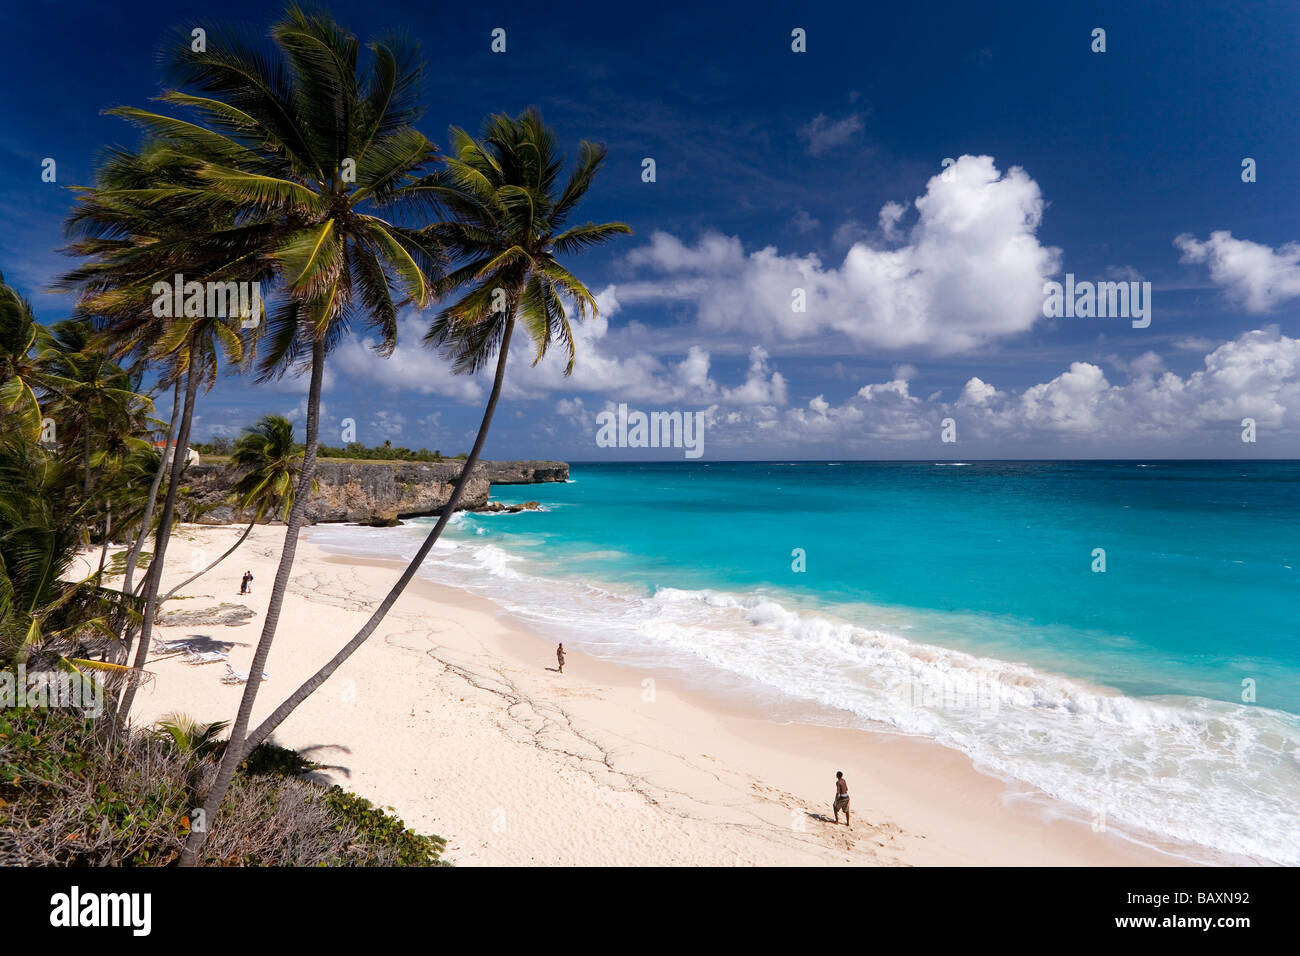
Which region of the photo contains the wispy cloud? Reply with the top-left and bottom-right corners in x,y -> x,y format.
799,112 -> 866,156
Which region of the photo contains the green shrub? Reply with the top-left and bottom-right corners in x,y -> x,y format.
236,740 -> 317,777
323,787 -> 447,866
0,705 -> 448,866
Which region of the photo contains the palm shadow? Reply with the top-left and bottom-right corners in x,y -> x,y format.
180,634 -> 238,653
275,742 -> 354,781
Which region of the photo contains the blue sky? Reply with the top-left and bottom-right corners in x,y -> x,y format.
4,0 -> 1300,459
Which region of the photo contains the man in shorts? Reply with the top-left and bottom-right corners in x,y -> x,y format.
833,771 -> 850,826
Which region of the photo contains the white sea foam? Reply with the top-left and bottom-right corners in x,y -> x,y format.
307,522 -> 1300,865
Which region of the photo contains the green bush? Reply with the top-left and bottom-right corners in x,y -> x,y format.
0,705 -> 448,866
236,739 -> 316,777
323,787 -> 447,866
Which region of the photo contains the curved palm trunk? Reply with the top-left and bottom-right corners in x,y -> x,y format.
240,319 -> 517,759
117,360 -> 200,721
158,520 -> 255,604
124,378 -> 181,591
112,379 -> 181,663
179,337 -> 326,867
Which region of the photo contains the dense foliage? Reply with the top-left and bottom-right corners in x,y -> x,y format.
0,706 -> 446,866
193,438 -> 467,463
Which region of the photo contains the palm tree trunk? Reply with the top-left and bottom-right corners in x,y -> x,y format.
180,337 -> 326,867
112,379 -> 181,663
117,360 -> 200,722
158,520 -> 255,604
240,318 -> 517,759
97,510 -> 111,577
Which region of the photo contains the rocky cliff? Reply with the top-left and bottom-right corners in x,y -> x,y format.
182,459 -> 568,526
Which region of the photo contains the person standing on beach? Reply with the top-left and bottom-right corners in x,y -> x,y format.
239,572 -> 248,595
556,643 -> 566,674
833,771 -> 850,826
243,570 -> 253,595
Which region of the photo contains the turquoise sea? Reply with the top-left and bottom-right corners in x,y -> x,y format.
309,460 -> 1300,864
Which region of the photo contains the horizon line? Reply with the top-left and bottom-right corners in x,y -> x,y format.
557,457 -> 1300,464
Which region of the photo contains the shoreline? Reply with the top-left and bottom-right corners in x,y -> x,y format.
121,523 -> 1234,866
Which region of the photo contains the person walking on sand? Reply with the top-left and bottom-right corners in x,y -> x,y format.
556,643 -> 566,674
242,570 -> 253,595
239,571 -> 248,595
833,771 -> 850,826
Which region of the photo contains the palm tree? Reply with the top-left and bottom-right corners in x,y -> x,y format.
0,435 -> 130,685
103,7 -> 446,865
42,324 -> 156,568
93,441 -> 163,580
61,137 -> 259,710
152,713 -> 229,759
88,408 -> 157,577
224,108 -> 630,807
112,378 -> 180,625
0,274 -> 54,441
2,312 -> 155,633
157,414 -> 309,602
63,1 -> 444,724
113,337 -> 231,720
55,147 -> 202,652
39,320 -> 151,494
2,272 -> 163,673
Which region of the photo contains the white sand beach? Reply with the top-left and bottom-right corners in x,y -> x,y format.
102,523 -> 1205,866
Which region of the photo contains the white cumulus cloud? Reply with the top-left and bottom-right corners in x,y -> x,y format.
617,155 -> 1061,354
1175,230 -> 1300,312
700,328 -> 1300,452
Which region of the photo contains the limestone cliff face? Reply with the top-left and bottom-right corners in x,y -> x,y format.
183,459 -> 568,525
478,460 -> 569,484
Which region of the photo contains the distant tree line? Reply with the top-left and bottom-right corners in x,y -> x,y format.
315,440 -> 467,462
192,437 -> 466,462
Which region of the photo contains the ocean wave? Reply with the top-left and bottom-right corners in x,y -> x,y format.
307,523 -> 1300,865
